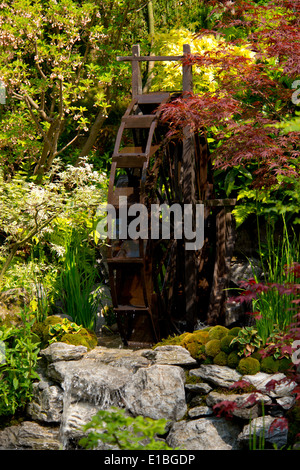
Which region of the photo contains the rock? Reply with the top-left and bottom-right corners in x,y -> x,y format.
27,380 -> 63,423
143,345 -> 198,367
167,417 -> 242,450
206,391 -> 272,420
124,364 -> 187,421
238,416 -> 288,449
0,421 -> 61,450
60,402 -> 100,442
188,406 -> 213,418
48,359 -> 132,407
185,383 -> 213,394
243,372 -> 297,397
40,342 -> 87,362
189,364 -> 242,389
84,347 -> 150,371
276,396 -> 296,410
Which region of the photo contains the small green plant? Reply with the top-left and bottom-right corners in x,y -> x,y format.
48,318 -> 82,344
79,407 -> 175,450
230,327 -> 263,357
0,310 -> 40,417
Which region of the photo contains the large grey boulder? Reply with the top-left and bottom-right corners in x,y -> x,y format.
48,359 -> 133,407
167,417 -> 242,450
27,379 -> 63,423
238,415 -> 288,449
0,421 -> 61,450
189,364 -> 242,389
206,391 -> 272,420
243,372 -> 297,397
142,345 -> 198,367
40,342 -> 87,362
124,364 -> 187,421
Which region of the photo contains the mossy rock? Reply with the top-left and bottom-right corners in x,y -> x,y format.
208,325 -> 229,340
251,351 -> 263,362
190,330 -> 210,344
229,327 -> 242,337
260,356 -> 279,374
213,351 -> 228,366
237,356 -> 260,375
205,339 -> 221,358
278,357 -> 292,372
220,334 -> 235,354
32,316 -> 65,345
61,328 -> 97,351
227,351 -> 240,369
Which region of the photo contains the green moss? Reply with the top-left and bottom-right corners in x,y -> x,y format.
237,357 -> 260,375
278,357 -> 292,372
214,351 -> 228,366
61,328 -> 97,350
220,334 -> 235,354
251,351 -> 263,362
227,351 -> 240,369
208,325 -> 229,340
229,327 -> 242,337
260,356 -> 279,374
61,333 -> 90,349
205,339 -> 221,357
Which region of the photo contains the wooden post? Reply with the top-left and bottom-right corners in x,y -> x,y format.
181,44 -> 197,331
182,44 -> 193,93
131,44 -> 142,98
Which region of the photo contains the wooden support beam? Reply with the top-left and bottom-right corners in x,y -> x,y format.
117,55 -> 183,62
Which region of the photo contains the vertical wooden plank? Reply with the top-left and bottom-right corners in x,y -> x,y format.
181,44 -> 197,331
182,44 -> 193,93
132,44 -> 142,98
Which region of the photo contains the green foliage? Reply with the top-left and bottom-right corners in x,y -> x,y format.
0,310 -> 40,417
230,327 -> 263,358
237,357 -> 260,376
0,159 -> 106,284
32,315 -> 97,350
79,407 -> 175,450
55,227 -> 100,331
253,219 -> 299,344
48,318 -> 82,344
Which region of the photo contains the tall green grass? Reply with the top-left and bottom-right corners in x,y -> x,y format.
57,229 -> 99,331
253,217 -> 299,344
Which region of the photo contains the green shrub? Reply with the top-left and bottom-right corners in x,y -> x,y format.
214,351 -> 228,366
79,407 -> 175,450
237,357 -> 260,375
208,325 -> 229,340
0,311 -> 40,417
32,315 -> 97,350
205,339 -> 221,358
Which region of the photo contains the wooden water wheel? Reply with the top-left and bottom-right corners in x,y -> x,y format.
105,45 -> 236,347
